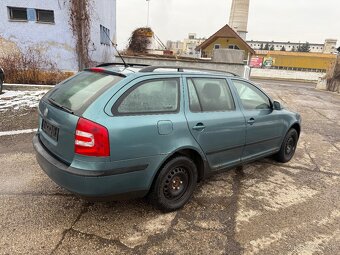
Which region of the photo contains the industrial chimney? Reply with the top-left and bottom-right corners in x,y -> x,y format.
229,0 -> 250,40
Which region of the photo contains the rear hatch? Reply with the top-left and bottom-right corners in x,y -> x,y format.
38,70 -> 123,164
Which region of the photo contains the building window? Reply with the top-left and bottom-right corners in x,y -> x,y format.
100,25 -> 110,46
214,44 -> 220,49
8,7 -> 27,21
228,44 -> 240,50
36,9 -> 54,23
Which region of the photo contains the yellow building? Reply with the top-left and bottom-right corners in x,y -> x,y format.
255,50 -> 337,71
196,24 -> 255,60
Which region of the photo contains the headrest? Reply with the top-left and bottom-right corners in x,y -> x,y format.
202,83 -> 221,99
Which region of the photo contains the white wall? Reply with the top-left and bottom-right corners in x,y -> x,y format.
0,0 -> 77,70
90,0 -> 116,64
250,68 -> 325,82
248,42 -> 325,53
0,0 -> 117,71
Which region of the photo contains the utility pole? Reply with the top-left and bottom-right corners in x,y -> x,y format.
146,0 -> 150,27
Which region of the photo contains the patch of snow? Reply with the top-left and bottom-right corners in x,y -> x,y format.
0,90 -> 48,112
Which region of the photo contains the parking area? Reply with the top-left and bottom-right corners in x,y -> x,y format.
0,79 -> 340,255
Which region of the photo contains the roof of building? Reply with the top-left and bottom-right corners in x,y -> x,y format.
196,24 -> 255,54
248,40 -> 324,46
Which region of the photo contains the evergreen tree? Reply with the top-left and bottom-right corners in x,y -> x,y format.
264,43 -> 269,50
270,45 -> 275,51
260,43 -> 264,50
300,42 -> 311,52
296,44 -> 301,52
281,46 -> 286,51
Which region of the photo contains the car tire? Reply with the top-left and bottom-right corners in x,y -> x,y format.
148,156 -> 198,212
275,128 -> 298,163
0,79 -> 3,94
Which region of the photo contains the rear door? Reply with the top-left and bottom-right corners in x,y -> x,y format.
103,75 -> 187,162
39,71 -> 123,163
230,79 -> 285,162
184,76 -> 246,170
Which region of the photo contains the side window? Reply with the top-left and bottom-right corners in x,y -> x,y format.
187,78 -> 235,112
115,78 -> 179,114
232,80 -> 271,110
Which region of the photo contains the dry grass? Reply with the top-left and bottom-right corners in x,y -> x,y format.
326,56 -> 340,93
0,47 -> 73,85
127,27 -> 153,54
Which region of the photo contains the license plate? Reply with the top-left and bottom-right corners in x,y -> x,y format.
42,119 -> 59,141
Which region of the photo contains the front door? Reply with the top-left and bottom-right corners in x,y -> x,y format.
231,79 -> 285,162
184,76 -> 246,170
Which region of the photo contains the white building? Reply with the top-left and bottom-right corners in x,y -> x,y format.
166,33 -> 206,58
166,41 -> 184,55
0,0 -> 116,71
247,39 -> 337,54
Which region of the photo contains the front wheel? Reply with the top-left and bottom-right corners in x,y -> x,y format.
148,156 -> 198,211
0,79 -> 3,94
275,128 -> 298,163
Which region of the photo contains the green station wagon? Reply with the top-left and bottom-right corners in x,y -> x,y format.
33,64 -> 301,211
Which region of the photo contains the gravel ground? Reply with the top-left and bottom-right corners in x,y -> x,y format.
0,79 -> 339,255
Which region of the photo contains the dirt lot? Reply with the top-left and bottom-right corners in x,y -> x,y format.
0,80 -> 339,255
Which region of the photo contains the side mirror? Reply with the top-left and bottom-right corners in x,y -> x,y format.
273,101 -> 282,110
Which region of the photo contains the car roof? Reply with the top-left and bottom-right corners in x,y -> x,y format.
93,63 -> 240,78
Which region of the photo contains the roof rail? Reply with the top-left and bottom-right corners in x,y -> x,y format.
139,65 -> 239,76
96,62 -> 150,68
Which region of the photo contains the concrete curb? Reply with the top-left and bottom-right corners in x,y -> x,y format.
3,83 -> 54,90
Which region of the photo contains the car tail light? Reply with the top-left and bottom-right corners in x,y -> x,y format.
75,118 -> 110,157
89,67 -> 105,73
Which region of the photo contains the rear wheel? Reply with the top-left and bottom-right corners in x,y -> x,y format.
275,128 -> 298,163
148,156 -> 198,211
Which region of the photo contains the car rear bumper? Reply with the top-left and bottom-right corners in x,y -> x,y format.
33,134 -> 150,199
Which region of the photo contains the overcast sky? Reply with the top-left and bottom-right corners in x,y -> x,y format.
116,0 -> 339,49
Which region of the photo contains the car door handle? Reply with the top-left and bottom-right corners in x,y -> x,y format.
247,118 -> 255,125
192,123 -> 206,131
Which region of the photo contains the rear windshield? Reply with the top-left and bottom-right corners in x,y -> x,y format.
48,71 -> 123,112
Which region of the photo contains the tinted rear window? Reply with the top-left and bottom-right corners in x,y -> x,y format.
48,71 -> 123,112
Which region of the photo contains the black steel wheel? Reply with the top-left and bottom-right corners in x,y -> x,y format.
148,156 -> 198,211
275,128 -> 299,163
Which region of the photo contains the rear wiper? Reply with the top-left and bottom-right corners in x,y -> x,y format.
48,98 -> 74,114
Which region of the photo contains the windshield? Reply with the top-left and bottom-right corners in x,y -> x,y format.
48,71 -> 123,112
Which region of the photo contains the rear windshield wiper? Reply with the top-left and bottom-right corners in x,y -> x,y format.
48,98 -> 74,114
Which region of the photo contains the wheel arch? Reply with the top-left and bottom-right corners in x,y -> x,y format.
289,122 -> 301,137
149,146 -> 207,192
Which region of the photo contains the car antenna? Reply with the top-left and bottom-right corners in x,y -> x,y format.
103,29 -> 128,68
